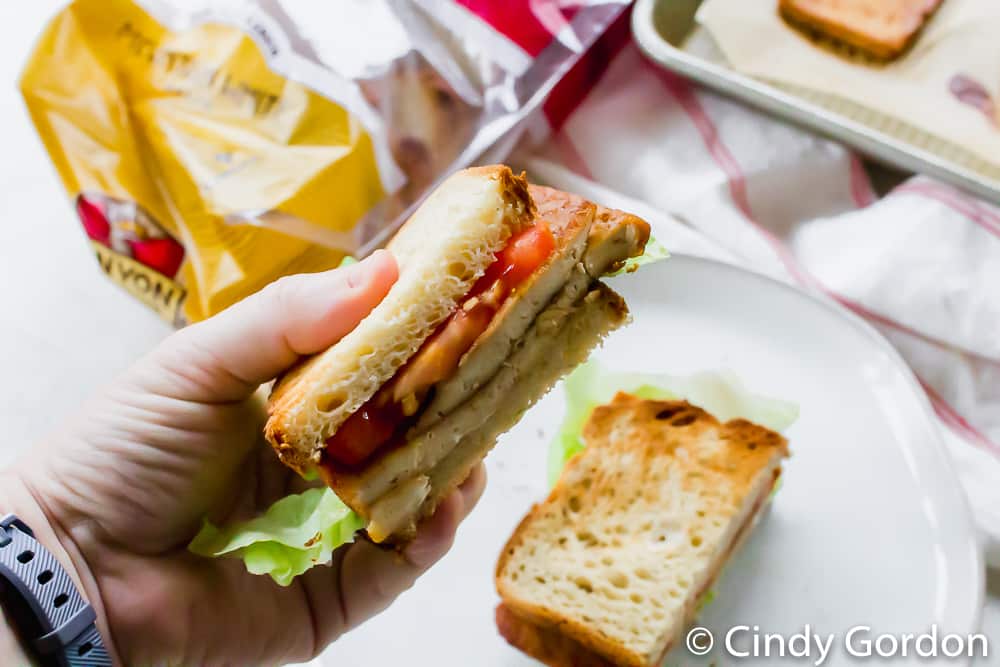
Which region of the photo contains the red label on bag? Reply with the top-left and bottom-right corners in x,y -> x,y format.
456,0 -> 574,56
77,193 -> 187,323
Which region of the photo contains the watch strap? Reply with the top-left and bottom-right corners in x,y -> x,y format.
0,514 -> 112,666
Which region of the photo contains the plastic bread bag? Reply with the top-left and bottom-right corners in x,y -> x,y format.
21,0 -> 629,325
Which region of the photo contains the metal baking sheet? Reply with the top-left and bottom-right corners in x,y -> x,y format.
631,0 -> 1000,205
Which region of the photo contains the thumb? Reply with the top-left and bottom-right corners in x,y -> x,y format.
150,250 -> 398,402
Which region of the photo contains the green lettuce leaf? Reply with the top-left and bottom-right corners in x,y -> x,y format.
548,361 -> 799,485
338,255 -> 358,268
609,234 -> 670,277
769,474 -> 784,501
189,488 -> 364,586
696,589 -> 717,612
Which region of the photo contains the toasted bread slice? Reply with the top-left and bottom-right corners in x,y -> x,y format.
779,0 -> 943,61
495,394 -> 788,667
266,166 -> 533,472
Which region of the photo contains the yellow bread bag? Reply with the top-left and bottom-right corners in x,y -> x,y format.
22,0 -> 630,323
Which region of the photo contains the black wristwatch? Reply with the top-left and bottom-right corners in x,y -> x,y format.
0,514 -> 111,666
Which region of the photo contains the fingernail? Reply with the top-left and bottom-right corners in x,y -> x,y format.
344,260 -> 371,290
458,469 -> 486,519
346,250 -> 392,289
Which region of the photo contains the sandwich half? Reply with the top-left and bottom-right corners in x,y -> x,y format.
778,0 -> 942,61
495,393 -> 788,667
265,166 -> 650,543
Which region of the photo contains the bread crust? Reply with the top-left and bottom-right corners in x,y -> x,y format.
496,603 -> 615,667
778,0 -> 943,61
387,165 -> 534,254
495,395 -> 788,666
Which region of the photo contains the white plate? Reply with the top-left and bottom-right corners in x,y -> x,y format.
320,255 -> 983,666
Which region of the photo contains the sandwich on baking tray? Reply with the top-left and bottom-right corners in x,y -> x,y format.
265,165 -> 650,543
778,0 -> 943,61
495,392 -> 789,667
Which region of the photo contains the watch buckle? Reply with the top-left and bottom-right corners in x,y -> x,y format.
0,514 -> 34,538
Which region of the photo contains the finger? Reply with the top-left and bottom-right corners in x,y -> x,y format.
405,463 -> 486,569
341,494 -> 464,624
340,466 -> 487,617
152,251 -> 398,401
302,464 -> 487,645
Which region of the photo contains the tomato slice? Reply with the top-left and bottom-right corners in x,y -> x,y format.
498,222 -> 555,288
474,223 -> 555,295
323,403 -> 401,467
323,221 -> 556,468
390,300 -> 496,404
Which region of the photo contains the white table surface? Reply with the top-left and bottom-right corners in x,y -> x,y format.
0,2 -> 996,663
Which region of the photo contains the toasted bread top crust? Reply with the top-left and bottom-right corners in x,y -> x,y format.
582,395 -> 788,498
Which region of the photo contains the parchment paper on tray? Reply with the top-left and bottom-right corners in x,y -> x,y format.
695,0 -> 1000,183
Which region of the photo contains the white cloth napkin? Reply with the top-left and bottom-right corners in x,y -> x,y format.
518,43 -> 1000,568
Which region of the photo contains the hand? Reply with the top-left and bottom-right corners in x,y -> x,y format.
1,251 -> 487,666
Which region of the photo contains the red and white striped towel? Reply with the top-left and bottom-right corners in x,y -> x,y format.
517,39 -> 1000,567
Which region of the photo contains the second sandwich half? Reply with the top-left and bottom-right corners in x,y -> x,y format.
265,165 -> 650,543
